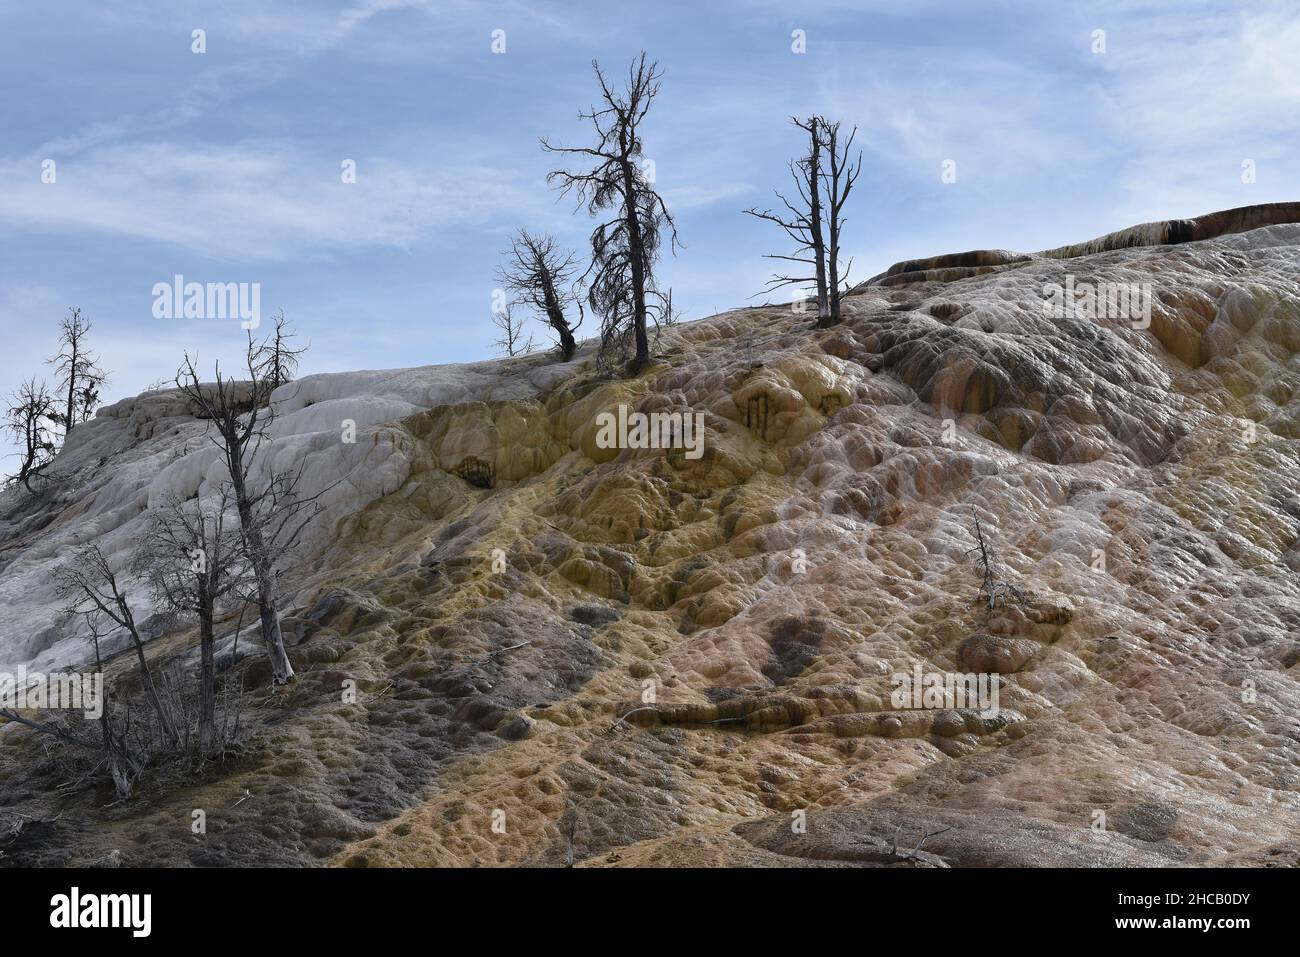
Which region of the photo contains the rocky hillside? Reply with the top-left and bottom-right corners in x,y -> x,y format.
1,204 -> 1298,867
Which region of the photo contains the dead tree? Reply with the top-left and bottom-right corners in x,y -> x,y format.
0,614 -> 140,800
3,379 -> 58,490
819,119 -> 862,324
965,512 -> 1027,610
46,307 -> 108,438
542,51 -> 679,372
174,332 -> 298,685
498,230 -> 584,361
84,614 -> 140,797
563,813 -> 577,868
746,116 -> 830,322
239,461 -> 328,622
892,824 -> 952,863
56,544 -> 179,747
490,304 -> 535,358
746,115 -> 860,327
136,485 -> 245,753
257,311 -> 306,389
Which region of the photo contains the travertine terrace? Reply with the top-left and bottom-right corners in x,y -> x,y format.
1,205 -> 1298,867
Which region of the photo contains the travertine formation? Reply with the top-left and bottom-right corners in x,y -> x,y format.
0,207 -> 1297,867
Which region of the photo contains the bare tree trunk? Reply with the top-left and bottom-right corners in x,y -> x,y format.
197,588 -> 216,752
827,235 -> 842,324
541,280 -> 577,361
254,575 -> 292,684
807,120 -> 832,327
230,463 -> 293,684
130,636 -> 174,744
820,118 -> 860,327
63,337 -> 79,438
620,150 -> 651,369
826,124 -> 842,323
100,710 -> 135,799
552,310 -> 576,361
116,599 -> 178,746
90,636 -> 135,799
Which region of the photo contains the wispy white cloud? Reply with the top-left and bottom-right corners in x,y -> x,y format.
831,47 -> 1095,186
27,0 -> 584,159
218,0 -> 443,56
1102,6 -> 1300,143
1093,3 -> 1300,223
0,142 -> 541,261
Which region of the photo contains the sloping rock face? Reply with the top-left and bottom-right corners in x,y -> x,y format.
867,201 -> 1300,287
1038,202 -> 1300,260
1,211 -> 1298,868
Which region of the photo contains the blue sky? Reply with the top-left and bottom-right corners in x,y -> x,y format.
2,0 -> 1298,469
